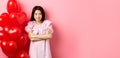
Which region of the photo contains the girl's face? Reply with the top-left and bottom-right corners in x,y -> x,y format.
34,10 -> 42,22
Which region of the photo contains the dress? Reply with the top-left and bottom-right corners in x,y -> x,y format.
25,20 -> 53,58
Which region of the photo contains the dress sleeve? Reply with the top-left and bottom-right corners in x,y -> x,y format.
47,22 -> 54,33
25,21 -> 34,33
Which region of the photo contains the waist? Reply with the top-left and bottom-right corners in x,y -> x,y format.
31,40 -> 46,45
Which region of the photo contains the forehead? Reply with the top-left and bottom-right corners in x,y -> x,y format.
34,10 -> 41,13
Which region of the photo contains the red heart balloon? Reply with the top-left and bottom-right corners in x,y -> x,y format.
16,33 -> 28,49
0,13 -> 10,27
9,13 -> 20,27
0,31 -> 5,39
0,16 -> 9,27
1,40 -> 18,57
16,51 -> 29,58
0,39 -> 1,46
0,0 -> 29,57
7,0 -> 20,13
7,27 -> 22,41
1,13 -> 9,17
16,12 -> 27,25
2,26 -> 22,41
0,26 -> 7,39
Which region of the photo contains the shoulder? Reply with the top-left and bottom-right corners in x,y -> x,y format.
43,20 -> 52,24
28,21 -> 35,25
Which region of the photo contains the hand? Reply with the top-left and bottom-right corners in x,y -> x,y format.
31,38 -> 42,41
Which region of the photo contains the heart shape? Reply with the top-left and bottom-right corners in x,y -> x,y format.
1,39 -> 17,57
0,0 -> 29,58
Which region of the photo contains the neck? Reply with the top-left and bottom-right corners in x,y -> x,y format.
35,21 -> 42,24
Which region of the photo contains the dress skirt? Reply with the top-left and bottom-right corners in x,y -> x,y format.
29,39 -> 52,58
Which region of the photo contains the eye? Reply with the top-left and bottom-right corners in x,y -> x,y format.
34,13 -> 37,15
39,13 -> 42,15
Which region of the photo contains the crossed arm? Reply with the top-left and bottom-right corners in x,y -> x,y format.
28,29 -> 53,41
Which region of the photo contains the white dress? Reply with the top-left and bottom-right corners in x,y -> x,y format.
25,20 -> 53,58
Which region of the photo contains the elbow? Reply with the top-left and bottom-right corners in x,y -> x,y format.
28,34 -> 32,38
47,34 -> 53,39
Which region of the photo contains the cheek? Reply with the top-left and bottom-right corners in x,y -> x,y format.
34,17 -> 37,20
34,15 -> 36,19
39,15 -> 42,19
40,15 -> 42,18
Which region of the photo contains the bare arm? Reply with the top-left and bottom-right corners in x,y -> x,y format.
28,29 -> 53,41
28,32 -> 42,41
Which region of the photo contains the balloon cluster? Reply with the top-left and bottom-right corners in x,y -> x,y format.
0,0 -> 30,58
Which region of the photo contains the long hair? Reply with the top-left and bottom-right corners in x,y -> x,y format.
30,6 -> 45,22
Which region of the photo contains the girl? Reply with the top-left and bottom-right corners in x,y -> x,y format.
25,6 -> 53,58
